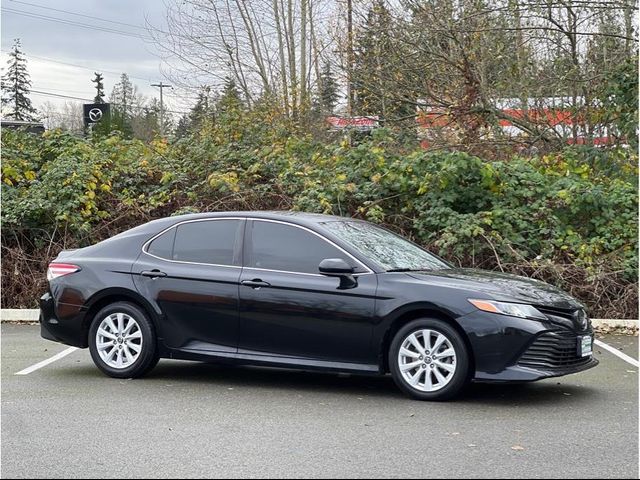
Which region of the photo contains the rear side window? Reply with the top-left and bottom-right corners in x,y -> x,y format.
172,220 -> 241,265
247,221 -> 354,274
147,228 -> 176,260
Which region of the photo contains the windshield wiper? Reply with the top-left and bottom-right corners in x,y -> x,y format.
386,268 -> 431,272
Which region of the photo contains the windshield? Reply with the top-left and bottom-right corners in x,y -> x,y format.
322,221 -> 450,272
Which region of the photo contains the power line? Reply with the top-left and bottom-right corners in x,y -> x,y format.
29,88 -> 190,115
1,51 -> 202,101
1,8 -> 154,41
1,50 -> 192,114
0,50 -> 155,83
31,89 -> 91,101
9,0 -> 150,31
33,85 -> 96,95
4,1 -> 193,43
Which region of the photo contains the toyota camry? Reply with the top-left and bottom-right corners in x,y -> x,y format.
40,211 -> 597,400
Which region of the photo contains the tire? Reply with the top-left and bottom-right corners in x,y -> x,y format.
88,301 -> 159,379
389,318 -> 470,401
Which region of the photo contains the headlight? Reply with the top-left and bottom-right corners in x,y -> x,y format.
468,299 -> 547,320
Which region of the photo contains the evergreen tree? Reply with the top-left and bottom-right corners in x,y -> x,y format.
214,78 -> 245,141
109,73 -> 137,136
92,72 -> 105,103
174,113 -> 190,139
216,78 -> 243,114
318,62 -> 339,115
131,98 -> 162,141
189,87 -> 212,132
110,73 -> 137,116
352,1 -> 413,126
1,39 -> 38,121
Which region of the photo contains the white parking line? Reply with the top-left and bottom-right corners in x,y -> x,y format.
595,339 -> 639,368
14,347 -> 78,375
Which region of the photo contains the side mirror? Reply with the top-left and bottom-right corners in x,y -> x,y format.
319,258 -> 355,276
319,258 -> 357,289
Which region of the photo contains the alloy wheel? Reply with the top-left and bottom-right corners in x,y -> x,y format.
95,312 -> 143,369
397,329 -> 457,392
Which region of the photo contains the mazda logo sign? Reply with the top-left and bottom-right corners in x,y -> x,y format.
88,108 -> 103,122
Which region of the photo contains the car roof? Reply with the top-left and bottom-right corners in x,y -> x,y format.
148,210 -> 359,228
108,211 -> 365,244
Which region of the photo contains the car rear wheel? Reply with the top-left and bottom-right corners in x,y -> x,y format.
88,301 -> 159,378
389,318 -> 470,401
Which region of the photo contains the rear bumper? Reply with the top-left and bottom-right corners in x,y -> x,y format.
39,292 -> 88,348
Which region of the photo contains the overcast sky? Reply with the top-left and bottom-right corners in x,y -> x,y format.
1,0 -> 190,116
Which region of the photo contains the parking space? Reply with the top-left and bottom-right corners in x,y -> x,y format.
1,324 -> 638,479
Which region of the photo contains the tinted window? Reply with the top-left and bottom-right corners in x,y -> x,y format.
322,221 -> 450,271
248,221 -> 354,274
172,220 -> 241,265
147,228 -> 176,260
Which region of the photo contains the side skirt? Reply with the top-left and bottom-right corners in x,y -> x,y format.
164,347 -> 381,375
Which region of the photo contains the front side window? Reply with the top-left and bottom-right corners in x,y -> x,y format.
170,219 -> 241,265
247,221 -> 357,274
322,221 -> 450,272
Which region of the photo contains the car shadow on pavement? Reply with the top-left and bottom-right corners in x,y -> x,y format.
460,381 -> 600,406
60,359 -> 600,405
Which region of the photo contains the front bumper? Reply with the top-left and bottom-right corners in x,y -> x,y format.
474,357 -> 599,382
457,310 -> 598,383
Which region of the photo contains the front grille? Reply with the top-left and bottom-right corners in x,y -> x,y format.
518,330 -> 591,370
535,305 -> 591,332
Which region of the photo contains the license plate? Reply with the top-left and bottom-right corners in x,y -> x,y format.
578,335 -> 593,357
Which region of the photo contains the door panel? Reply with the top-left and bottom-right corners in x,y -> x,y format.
239,269 -> 378,363
134,261 -> 241,352
133,218 -> 244,353
238,220 -> 377,364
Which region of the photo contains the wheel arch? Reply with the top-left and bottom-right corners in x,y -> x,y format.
379,307 -> 475,375
82,288 -> 162,345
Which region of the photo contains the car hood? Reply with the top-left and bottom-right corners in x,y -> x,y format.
406,268 -> 582,310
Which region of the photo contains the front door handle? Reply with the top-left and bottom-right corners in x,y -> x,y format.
140,269 -> 167,279
241,279 -> 271,289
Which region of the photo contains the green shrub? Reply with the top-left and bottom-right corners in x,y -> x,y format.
1,126 -> 637,318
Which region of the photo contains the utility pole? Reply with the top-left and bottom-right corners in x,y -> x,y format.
346,0 -> 354,146
347,0 -> 353,118
151,81 -> 172,136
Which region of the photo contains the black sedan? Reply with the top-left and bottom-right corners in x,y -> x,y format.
40,211 -> 597,400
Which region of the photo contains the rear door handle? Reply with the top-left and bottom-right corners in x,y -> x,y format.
140,269 -> 167,279
241,279 -> 271,289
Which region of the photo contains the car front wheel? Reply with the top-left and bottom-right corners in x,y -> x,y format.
389,318 -> 470,401
88,301 -> 159,378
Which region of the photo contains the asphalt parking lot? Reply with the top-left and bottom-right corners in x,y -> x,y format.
1,324 -> 638,479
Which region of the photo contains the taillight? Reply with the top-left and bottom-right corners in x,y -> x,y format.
47,263 -> 81,281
